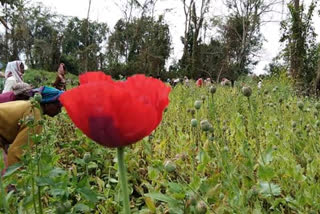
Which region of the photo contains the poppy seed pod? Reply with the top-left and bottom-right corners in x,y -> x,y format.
315,102 -> 320,110
34,93 -> 42,103
83,153 -> 91,163
209,85 -> 216,94
292,121 -> 297,128
242,86 -> 252,97
196,201 -> 207,214
200,120 -> 210,132
191,119 -> 198,127
201,95 -> 206,101
194,100 -> 202,110
188,194 -> 197,206
164,160 -> 176,173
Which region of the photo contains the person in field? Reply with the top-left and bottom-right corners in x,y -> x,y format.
196,78 -> 203,87
53,63 -> 67,91
0,87 -> 63,175
2,61 -> 26,93
220,78 -> 231,86
0,83 -> 33,103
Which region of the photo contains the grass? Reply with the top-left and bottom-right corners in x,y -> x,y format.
2,71 -> 320,213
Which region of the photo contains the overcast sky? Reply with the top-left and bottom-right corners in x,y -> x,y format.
39,0 -> 320,75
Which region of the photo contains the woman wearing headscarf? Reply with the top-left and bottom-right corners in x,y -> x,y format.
53,63 -> 66,91
0,83 -> 32,103
2,60 -> 25,93
0,86 -> 64,175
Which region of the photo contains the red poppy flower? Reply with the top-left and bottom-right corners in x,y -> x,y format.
60,73 -> 171,148
80,71 -> 112,85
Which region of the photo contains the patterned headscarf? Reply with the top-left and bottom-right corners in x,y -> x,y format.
39,86 -> 64,104
4,61 -> 24,83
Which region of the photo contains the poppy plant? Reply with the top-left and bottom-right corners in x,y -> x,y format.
60,71 -> 171,213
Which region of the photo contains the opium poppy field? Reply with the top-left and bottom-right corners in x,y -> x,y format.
2,73 -> 320,213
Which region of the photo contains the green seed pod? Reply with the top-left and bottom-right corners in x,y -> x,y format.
292,121 -> 297,128
188,194 -> 197,206
64,201 -> 72,211
242,86 -> 252,97
200,120 -> 210,132
164,160 -> 176,173
201,95 -> 206,101
297,101 -> 304,110
316,102 -> 320,110
194,100 -> 202,110
196,201 -> 207,214
279,98 -> 283,103
83,152 -> 91,163
219,192 -> 225,200
209,86 -> 216,94
34,93 -> 42,103
191,119 -> 198,127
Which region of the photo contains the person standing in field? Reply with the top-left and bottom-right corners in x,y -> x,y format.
2,61 -> 26,93
0,87 -> 64,176
53,63 -> 67,91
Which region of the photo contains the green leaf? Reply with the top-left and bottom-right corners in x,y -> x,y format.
73,203 -> 90,212
49,188 -> 67,197
87,161 -> 98,169
35,176 -> 54,186
3,163 -> 22,178
144,197 -> 156,212
144,192 -> 179,206
168,182 -> 183,193
259,147 -> 273,165
258,181 -> 281,197
49,168 -> 66,177
257,166 -> 275,181
77,187 -> 98,203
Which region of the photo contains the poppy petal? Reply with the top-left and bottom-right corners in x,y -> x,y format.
60,75 -> 170,148
79,71 -> 112,85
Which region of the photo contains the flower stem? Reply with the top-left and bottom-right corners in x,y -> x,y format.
0,152 -> 9,213
117,147 -> 130,214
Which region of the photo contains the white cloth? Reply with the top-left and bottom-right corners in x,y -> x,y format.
2,61 -> 24,93
2,76 -> 18,93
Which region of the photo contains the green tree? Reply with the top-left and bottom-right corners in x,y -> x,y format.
61,17 -> 109,74
107,15 -> 171,78
280,0 -> 319,90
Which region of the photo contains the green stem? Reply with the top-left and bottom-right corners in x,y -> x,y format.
1,153 -> 9,213
117,147 -> 130,214
36,144 -> 43,214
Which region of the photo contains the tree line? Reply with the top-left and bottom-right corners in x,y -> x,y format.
0,0 -> 320,92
